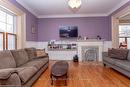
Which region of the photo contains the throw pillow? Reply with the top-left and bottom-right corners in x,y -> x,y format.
24,48 -> 37,60
0,50 -> 16,69
11,49 -> 29,67
36,49 -> 48,58
108,48 -> 128,60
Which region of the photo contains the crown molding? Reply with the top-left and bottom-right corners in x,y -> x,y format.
16,0 -> 38,17
107,0 -> 130,15
37,14 -> 108,18
16,0 -> 129,18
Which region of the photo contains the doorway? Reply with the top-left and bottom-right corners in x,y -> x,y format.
111,4 -> 130,48
119,25 -> 130,49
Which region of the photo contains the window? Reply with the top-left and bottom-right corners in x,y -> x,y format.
119,25 -> 130,49
0,32 -> 4,50
0,8 -> 16,50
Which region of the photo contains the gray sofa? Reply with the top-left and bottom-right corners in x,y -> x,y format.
0,48 -> 49,87
102,50 -> 130,78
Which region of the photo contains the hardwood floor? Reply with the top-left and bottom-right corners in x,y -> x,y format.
32,61 -> 130,87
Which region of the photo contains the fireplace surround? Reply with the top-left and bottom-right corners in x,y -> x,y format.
82,46 -> 99,61
77,40 -> 104,62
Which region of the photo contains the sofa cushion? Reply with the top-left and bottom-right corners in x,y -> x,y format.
108,48 -> 128,60
103,56 -> 117,65
20,57 -> 49,70
25,48 -> 37,60
11,49 -> 29,67
0,50 -> 16,69
114,60 -> 130,72
16,67 -> 37,84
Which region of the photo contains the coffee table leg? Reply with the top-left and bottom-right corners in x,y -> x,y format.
50,75 -> 53,85
65,79 -> 67,86
65,74 -> 67,86
51,79 -> 53,85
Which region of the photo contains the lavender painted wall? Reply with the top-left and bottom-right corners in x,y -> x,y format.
9,0 -> 130,42
38,17 -> 111,41
9,0 -> 38,41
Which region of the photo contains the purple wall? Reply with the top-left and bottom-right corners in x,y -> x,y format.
38,17 -> 111,41
37,1 -> 130,42
9,0 -> 130,42
9,0 -> 38,41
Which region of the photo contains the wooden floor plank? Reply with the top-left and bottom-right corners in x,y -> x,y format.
32,61 -> 130,87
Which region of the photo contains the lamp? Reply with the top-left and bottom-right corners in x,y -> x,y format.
68,0 -> 82,9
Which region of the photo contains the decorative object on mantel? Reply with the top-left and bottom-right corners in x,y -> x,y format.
96,35 -> 101,40
77,35 -> 82,40
68,0 -> 82,12
48,42 -> 77,51
84,37 -> 89,40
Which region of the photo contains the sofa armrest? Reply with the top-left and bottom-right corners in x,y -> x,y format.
0,73 -> 21,87
0,68 -> 17,80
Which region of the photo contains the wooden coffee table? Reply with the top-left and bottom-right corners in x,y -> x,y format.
50,61 -> 69,85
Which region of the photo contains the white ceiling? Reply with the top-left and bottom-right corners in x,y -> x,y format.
16,0 -> 129,18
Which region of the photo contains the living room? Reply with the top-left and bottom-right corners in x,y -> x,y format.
0,0 -> 130,87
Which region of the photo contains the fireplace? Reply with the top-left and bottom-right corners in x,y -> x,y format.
77,41 -> 104,62
82,46 -> 99,61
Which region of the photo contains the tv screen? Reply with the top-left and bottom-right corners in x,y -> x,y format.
59,26 -> 78,38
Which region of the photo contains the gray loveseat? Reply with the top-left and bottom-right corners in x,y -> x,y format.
0,48 -> 49,87
102,50 -> 130,78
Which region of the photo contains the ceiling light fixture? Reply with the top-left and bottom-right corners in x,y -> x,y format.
68,0 -> 82,10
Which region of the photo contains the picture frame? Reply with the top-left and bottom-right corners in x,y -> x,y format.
31,26 -> 36,34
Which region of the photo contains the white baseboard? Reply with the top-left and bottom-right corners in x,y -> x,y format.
25,41 -> 48,51
37,42 -> 48,51
103,41 -> 112,52
25,41 -> 38,48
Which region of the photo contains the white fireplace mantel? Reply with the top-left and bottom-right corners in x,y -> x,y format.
77,41 -> 104,62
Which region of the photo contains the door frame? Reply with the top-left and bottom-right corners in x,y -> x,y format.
111,4 -> 130,48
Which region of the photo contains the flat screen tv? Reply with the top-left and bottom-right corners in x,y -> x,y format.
59,26 -> 78,38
